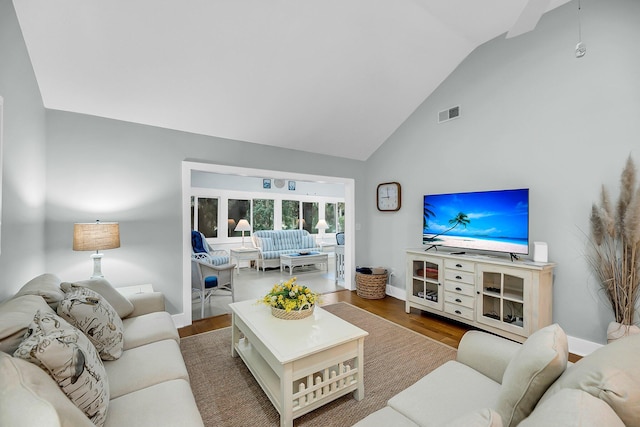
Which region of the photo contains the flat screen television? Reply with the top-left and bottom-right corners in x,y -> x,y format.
423,188 -> 529,256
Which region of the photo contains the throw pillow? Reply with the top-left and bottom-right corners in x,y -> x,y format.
13,310 -> 110,427
14,273 -> 65,310
61,278 -> 134,318
57,287 -> 124,360
0,295 -> 55,354
496,323 -> 568,427
538,332 -> 640,426
0,352 -> 94,427
519,389 -> 624,427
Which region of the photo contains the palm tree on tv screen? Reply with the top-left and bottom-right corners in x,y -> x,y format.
426,212 -> 470,241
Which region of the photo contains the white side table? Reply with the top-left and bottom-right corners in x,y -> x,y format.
230,248 -> 259,273
319,243 -> 336,253
115,284 -> 154,297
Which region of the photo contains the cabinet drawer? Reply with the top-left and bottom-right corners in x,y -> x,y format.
444,292 -> 475,309
444,259 -> 475,273
444,302 -> 474,321
444,269 -> 475,285
444,281 -> 475,297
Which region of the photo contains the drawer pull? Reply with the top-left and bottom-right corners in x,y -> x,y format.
455,287 -> 462,291
455,298 -> 462,303
455,310 -> 462,315
455,275 -> 462,280
456,263 -> 462,268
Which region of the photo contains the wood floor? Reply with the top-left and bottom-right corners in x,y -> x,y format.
178,289 -> 472,348
179,289 -> 581,362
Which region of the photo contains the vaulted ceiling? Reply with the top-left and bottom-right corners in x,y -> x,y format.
13,0 -> 571,160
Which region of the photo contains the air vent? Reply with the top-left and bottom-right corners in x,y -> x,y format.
438,106 -> 460,123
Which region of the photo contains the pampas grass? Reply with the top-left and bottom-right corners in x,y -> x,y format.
588,156 -> 640,326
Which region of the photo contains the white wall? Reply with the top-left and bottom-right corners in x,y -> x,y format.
43,111 -> 366,314
0,0 -> 47,299
365,0 -> 640,344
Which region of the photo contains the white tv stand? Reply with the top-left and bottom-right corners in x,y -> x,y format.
405,249 -> 555,342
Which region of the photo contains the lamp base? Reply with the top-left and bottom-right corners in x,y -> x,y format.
90,253 -> 105,279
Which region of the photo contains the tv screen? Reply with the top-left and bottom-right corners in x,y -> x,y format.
423,188 -> 529,255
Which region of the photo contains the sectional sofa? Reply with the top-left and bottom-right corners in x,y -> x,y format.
0,273 -> 204,427
252,229 -> 321,271
353,323 -> 638,427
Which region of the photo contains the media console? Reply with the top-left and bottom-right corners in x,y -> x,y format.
405,249 -> 555,342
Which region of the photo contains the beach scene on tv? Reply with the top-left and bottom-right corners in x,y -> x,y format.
423,189 -> 529,255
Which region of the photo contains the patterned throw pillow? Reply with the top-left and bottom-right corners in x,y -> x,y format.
57,287 -> 124,360
13,310 -> 110,427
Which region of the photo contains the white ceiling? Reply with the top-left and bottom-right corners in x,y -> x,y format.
13,0 -> 571,161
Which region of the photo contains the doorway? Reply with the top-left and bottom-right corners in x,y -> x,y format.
181,161 -> 355,326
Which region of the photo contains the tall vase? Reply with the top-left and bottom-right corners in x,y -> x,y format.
607,321 -> 640,343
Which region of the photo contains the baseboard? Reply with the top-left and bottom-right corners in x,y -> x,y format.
172,313 -> 188,328
384,285 -> 602,356
567,335 -> 602,357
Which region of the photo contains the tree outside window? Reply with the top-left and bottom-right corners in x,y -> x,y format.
337,202 -> 345,232
229,199 -> 250,237
325,203 -> 336,233
252,199 -> 274,231
302,202 -> 319,234
282,200 -> 300,230
191,196 -> 218,238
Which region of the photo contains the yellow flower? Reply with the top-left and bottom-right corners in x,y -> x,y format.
258,277 -> 319,311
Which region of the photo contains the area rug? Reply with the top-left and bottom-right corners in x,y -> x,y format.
180,302 -> 457,426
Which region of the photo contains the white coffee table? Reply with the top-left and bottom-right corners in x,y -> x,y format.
280,252 -> 328,275
229,300 -> 368,427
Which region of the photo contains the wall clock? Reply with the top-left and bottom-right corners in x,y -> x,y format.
377,182 -> 401,211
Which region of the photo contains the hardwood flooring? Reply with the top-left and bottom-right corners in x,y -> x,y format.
178,290 -> 471,348
179,289 -> 582,362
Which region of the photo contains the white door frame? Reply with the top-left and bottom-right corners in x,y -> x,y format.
178,160 -> 356,327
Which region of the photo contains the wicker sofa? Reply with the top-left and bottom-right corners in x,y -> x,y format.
252,229 -> 321,271
0,274 -> 203,427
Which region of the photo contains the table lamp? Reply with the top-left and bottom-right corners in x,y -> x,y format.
73,220 -> 120,279
315,219 -> 328,244
234,219 -> 251,248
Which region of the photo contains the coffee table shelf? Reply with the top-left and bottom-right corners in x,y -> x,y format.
230,300 -> 368,427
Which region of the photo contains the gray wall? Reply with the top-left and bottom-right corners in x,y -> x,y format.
44,111 -> 366,314
0,0 -> 47,299
365,0 -> 640,344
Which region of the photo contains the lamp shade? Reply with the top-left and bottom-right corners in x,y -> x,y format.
234,219 -> 251,232
315,219 -> 329,230
73,222 -> 120,251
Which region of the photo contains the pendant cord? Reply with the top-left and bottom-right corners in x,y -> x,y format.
577,0 -> 582,42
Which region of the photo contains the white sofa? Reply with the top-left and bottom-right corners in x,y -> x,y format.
353,323 -> 638,427
0,274 -> 204,427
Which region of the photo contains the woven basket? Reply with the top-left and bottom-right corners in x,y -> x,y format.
271,305 -> 314,320
356,271 -> 388,299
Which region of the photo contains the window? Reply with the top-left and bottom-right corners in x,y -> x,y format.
325,203 -> 336,233
282,200 -> 300,230
337,202 -> 345,232
252,199 -> 274,231
228,199 -> 250,237
302,202 -> 319,234
191,197 -> 219,238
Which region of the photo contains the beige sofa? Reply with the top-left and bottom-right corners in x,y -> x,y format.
353,323 -> 638,427
0,274 -> 204,427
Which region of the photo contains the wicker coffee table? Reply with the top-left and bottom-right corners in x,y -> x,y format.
229,300 -> 368,427
280,252 -> 328,275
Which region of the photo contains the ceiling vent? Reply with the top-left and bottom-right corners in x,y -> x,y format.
438,106 -> 460,123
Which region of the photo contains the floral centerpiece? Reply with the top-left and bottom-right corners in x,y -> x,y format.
260,277 -> 319,320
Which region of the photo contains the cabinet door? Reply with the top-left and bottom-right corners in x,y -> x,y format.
407,257 -> 443,310
476,265 -> 531,336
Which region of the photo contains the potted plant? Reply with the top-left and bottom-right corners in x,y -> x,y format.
588,156 -> 640,342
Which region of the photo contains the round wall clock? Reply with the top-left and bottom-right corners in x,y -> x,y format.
377,182 -> 401,211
